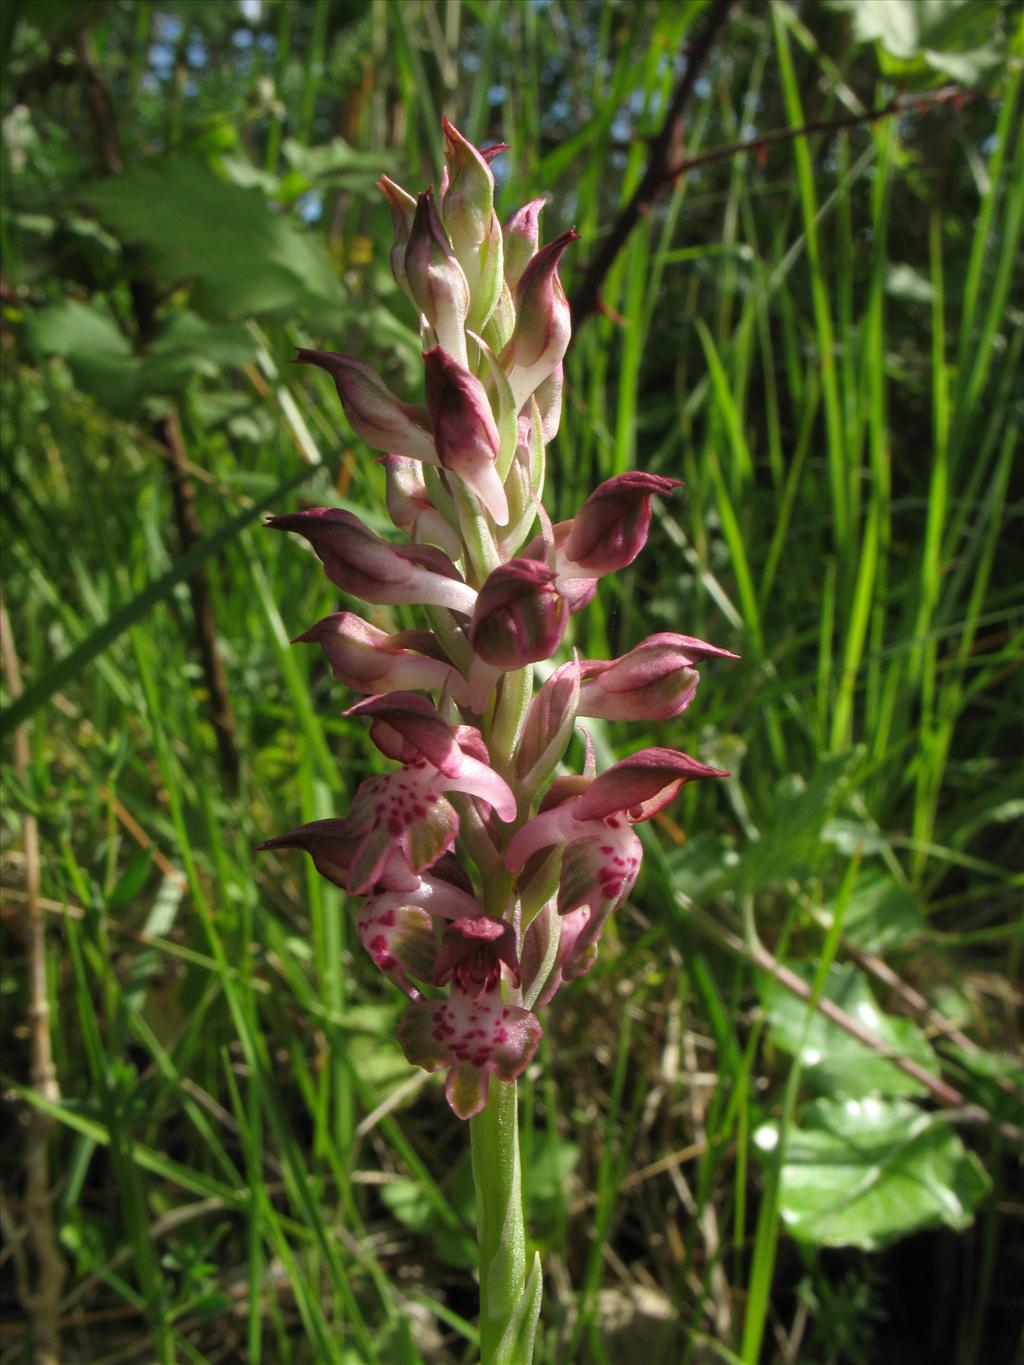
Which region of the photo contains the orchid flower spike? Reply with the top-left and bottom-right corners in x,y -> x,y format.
263,120 -> 737,1125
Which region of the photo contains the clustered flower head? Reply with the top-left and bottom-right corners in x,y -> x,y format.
261,119 -> 736,1119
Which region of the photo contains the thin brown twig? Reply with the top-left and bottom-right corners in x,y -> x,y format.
658,83 -> 973,186
0,599 -> 65,1365
569,0 -> 735,331
832,927 -> 1024,1110
683,900 -> 1024,1148
571,65 -> 971,330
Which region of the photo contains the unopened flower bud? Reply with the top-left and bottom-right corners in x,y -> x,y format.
503,198 -> 545,292
578,633 -> 738,722
380,454 -> 462,560
294,611 -> 470,705
559,472 -> 682,579
573,747 -> 729,823
377,174 -> 418,301
258,819 -> 356,889
423,347 -> 508,524
405,189 -> 470,367
441,116 -> 503,330
517,658 -> 580,795
469,558 -> 567,669
266,507 -> 477,614
347,690 -> 463,774
294,350 -> 435,463
500,228 -> 578,412
533,363 -> 563,445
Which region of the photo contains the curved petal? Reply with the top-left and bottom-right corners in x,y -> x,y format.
506,802 -> 583,870
573,747 -> 729,822
258,818 -> 356,888
445,753 -> 517,823
361,876 -> 483,930
347,692 -> 461,776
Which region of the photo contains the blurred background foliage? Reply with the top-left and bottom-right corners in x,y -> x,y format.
1,0 -> 1021,1362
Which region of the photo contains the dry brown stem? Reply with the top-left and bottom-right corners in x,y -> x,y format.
0,598 -> 66,1364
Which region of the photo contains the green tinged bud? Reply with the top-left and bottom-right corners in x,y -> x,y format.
503,198 -> 545,292
377,174 -> 418,303
440,117 -> 504,333
405,188 -> 471,368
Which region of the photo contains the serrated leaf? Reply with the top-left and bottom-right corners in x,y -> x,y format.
762,962 -> 938,1097
755,1097 -> 991,1249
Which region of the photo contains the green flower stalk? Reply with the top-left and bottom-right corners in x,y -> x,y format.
261,121 -> 735,1364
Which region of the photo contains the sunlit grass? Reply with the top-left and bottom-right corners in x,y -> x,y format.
2,2 -> 1021,1361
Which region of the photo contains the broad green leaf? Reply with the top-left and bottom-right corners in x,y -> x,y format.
755,1097 -> 991,1249
944,1046 -> 1024,1126
27,302 -> 258,411
526,1133 -> 579,1216
27,298 -> 131,359
664,829 -> 737,900
731,750 -> 861,892
819,866 -> 926,952
828,0 -> 1007,84
667,755 -> 861,902
147,310 -> 257,371
85,155 -> 344,322
282,137 -> 391,184
762,962 -> 938,1097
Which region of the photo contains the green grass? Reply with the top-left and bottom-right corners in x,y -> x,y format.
2,1 -> 1022,1361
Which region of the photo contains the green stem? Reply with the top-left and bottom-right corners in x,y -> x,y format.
470,1077 -> 540,1365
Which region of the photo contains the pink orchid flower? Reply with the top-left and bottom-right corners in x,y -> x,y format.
507,748 -> 729,973
396,916 -> 543,1120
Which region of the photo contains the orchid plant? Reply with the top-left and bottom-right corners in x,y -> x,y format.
261,119 -> 734,1364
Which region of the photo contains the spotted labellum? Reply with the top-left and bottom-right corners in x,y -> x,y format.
260,121 -> 735,1121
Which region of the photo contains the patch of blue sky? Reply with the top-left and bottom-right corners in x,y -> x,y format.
296,191 -> 323,224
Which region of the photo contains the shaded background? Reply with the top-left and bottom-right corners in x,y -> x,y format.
2,1 -> 1022,1362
